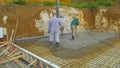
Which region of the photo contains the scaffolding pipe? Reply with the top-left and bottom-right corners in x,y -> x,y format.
13,44 -> 60,68
56,0 -> 59,18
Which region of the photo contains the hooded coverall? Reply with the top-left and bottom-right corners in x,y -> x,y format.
48,16 -> 61,47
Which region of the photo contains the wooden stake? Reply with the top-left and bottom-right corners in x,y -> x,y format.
0,55 -> 23,64
0,41 -> 6,44
0,29 -> 14,56
26,59 -> 37,68
13,21 -> 19,42
9,29 -> 14,44
0,45 -> 10,56
8,51 -> 22,57
0,42 -> 8,48
13,59 -> 26,68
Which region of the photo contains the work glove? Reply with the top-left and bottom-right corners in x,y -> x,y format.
48,31 -> 50,33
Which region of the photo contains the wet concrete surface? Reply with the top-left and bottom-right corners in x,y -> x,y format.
60,31 -> 119,49
16,31 -> 120,68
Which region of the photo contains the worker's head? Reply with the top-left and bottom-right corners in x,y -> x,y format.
76,14 -> 79,18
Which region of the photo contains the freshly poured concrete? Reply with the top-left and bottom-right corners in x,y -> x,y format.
60,31 -> 119,49
16,31 -> 120,68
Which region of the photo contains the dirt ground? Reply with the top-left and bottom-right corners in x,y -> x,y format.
0,5 -> 51,39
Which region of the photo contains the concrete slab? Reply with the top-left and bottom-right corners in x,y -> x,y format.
16,34 -> 120,68
60,31 -> 119,49
16,31 -> 119,50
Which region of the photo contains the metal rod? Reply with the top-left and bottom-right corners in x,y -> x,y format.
13,44 -> 60,68
56,0 -> 59,18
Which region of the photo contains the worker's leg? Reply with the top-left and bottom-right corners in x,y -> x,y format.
49,31 -> 54,47
75,26 -> 78,37
55,31 -> 60,49
71,25 -> 75,40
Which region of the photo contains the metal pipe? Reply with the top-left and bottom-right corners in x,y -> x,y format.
13,44 -> 60,68
56,0 -> 59,18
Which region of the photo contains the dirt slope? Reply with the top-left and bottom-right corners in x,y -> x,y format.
0,5 -> 119,39
0,5 -> 46,39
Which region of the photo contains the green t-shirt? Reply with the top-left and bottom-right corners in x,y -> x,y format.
71,18 -> 79,26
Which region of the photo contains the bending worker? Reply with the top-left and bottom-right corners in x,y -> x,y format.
48,13 -> 61,50
71,15 -> 79,40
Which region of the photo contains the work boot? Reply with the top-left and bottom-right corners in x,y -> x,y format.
56,42 -> 60,50
49,41 -> 52,48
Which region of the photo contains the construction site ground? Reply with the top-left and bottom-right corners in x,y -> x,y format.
16,31 -> 120,68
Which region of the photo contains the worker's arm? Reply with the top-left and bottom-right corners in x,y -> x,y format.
76,18 -> 79,25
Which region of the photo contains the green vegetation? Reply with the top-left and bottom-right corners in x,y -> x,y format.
9,0 -> 26,5
41,2 -> 56,6
40,0 -> 115,8
26,1 -> 64,6
66,0 -> 115,8
9,0 -> 115,8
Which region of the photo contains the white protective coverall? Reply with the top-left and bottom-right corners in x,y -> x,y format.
49,16 -> 61,43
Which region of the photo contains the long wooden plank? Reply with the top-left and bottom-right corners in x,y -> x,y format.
12,21 -> 19,42
0,42 -> 8,48
0,55 -> 23,64
0,45 -> 10,56
26,59 -> 37,68
8,51 -> 22,57
9,29 -> 14,44
13,59 -> 26,68
0,42 -> 6,44
7,50 -> 16,57
0,30 -> 15,56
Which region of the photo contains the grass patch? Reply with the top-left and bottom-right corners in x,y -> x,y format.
41,2 -> 56,6
9,0 -> 26,5
8,0 -> 115,8
66,0 -> 114,9
39,0 -> 114,9
66,2 -> 99,8
97,0 -> 114,6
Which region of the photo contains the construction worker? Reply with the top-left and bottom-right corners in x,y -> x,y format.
71,15 -> 79,40
48,13 -> 61,50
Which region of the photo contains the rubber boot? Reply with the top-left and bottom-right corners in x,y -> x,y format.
56,42 -> 60,50
72,35 -> 75,40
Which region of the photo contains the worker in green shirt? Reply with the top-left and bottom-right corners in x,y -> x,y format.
71,15 -> 79,40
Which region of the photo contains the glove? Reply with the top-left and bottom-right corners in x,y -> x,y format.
48,31 -> 50,33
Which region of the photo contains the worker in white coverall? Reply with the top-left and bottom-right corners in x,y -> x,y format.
48,13 -> 61,50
